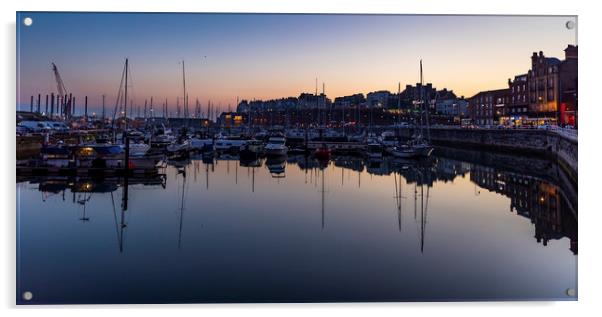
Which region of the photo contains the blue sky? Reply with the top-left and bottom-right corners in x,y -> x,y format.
17,12 -> 576,113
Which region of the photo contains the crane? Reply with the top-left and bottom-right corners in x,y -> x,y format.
51,62 -> 69,116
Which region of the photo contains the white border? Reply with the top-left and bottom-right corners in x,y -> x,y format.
2,0 -> 600,316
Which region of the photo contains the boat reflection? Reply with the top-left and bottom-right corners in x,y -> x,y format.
17,147 -> 577,255
266,156 -> 286,179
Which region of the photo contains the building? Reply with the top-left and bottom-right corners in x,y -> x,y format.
435,98 -> 469,117
366,90 -> 391,108
527,51 -> 562,120
501,74 -> 529,125
527,45 -> 578,126
218,112 -> 245,127
297,93 -> 329,109
333,94 -> 366,109
399,83 -> 436,106
559,45 -> 578,127
468,88 -> 509,126
397,83 -> 457,114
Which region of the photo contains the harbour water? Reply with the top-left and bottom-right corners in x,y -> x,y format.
16,147 -> 577,303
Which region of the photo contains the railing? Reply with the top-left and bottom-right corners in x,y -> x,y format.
412,124 -> 578,141
547,125 -> 578,141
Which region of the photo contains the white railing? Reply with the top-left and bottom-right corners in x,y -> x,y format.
425,124 -> 578,141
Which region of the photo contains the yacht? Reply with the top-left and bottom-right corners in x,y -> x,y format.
123,142 -> 150,157
214,134 -> 248,152
166,139 -> 191,154
239,139 -> 263,161
379,130 -> 398,147
264,136 -> 288,156
410,138 -> 434,157
189,137 -> 213,151
389,144 -> 418,158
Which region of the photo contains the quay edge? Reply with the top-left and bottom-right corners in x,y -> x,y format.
418,128 -> 578,187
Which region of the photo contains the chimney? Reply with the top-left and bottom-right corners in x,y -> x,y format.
565,45 -> 578,59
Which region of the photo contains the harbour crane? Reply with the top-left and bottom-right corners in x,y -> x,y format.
51,62 -> 69,115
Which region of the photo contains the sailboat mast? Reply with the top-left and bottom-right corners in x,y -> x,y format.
397,82 -> 401,127
182,60 -> 188,121
124,58 -> 128,132
420,59 -> 423,85
421,60 -> 431,142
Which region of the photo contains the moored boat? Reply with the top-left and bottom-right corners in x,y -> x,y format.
314,144 -> 331,160
264,136 -> 288,157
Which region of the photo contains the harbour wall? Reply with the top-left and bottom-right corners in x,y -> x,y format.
434,145 -> 577,216
411,128 -> 578,185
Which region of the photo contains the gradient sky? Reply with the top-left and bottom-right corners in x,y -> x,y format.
17,12 -> 576,114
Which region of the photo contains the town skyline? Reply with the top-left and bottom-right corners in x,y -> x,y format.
17,12 -> 576,113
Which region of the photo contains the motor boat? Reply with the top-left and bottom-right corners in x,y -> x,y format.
239,139 -> 263,161
214,134 -> 248,152
189,138 -> 213,151
166,139 -> 191,155
379,130 -> 398,147
123,142 -> 150,157
389,144 -> 419,158
264,136 -> 288,156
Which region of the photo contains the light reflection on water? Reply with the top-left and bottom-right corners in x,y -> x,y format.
16,148 -> 577,303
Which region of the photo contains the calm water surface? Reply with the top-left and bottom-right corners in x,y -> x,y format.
16,148 -> 577,303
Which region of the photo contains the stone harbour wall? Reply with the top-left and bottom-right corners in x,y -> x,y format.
425,128 -> 578,184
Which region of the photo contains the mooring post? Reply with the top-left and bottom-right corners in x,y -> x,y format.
50,93 -> 55,116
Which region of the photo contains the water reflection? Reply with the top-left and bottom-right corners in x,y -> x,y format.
16,147 -> 577,303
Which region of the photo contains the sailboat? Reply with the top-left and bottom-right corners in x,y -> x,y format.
391,60 -> 434,158
411,60 -> 434,158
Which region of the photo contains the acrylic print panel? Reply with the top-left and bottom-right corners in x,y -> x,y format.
15,12 -> 578,304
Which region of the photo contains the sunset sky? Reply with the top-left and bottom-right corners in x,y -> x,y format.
17,12 -> 576,114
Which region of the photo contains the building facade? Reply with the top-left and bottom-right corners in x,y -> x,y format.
366,90 -> 391,108
333,93 -> 366,109
527,45 -> 578,126
436,98 -> 469,117
501,74 -> 529,125
528,51 -> 561,119
468,88 -> 509,126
